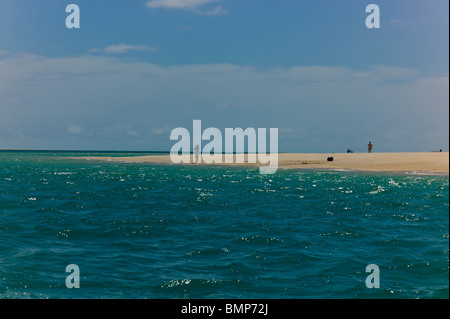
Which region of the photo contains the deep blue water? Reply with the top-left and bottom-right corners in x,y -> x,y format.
0,151 -> 448,299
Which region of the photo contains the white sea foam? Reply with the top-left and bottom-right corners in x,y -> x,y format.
368,185 -> 385,194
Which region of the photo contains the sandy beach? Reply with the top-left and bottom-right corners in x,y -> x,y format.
73,152 -> 449,174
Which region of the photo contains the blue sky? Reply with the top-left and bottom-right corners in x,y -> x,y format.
0,0 -> 448,152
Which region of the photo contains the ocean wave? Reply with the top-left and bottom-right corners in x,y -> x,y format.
0,152 -> 448,299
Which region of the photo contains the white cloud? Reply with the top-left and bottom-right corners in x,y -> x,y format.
147,0 -> 212,9
126,130 -> 141,136
204,6 -> 227,16
390,18 -> 426,26
105,125 -> 142,137
0,52 -> 447,152
151,127 -> 173,135
90,44 -> 157,54
146,0 -> 227,15
67,124 -> 85,134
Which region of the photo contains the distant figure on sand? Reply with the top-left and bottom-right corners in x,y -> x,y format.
194,144 -> 200,164
368,142 -> 373,153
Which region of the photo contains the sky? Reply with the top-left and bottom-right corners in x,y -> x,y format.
0,0 -> 448,152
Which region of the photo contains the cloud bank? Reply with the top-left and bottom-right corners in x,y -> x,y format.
146,0 -> 228,15
0,52 -> 448,152
90,44 -> 158,54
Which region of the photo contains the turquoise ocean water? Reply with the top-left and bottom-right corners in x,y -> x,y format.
0,151 -> 448,299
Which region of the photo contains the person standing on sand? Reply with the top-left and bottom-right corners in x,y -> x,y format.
194,144 -> 200,164
368,141 -> 373,153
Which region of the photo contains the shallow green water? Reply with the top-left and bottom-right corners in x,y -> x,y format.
0,151 -> 448,298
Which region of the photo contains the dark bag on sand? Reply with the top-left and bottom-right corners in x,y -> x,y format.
327,157 -> 334,162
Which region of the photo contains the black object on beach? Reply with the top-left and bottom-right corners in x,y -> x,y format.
327,157 -> 334,162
